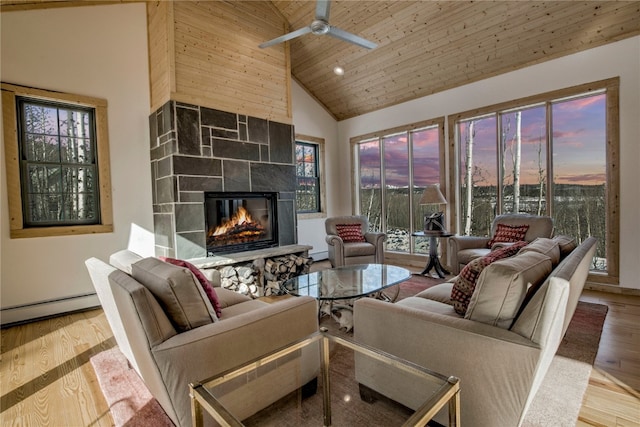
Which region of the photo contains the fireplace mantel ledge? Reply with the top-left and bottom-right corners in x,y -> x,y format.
188,244 -> 313,270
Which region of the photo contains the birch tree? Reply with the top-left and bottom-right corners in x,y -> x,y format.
463,121 -> 475,235
512,111 -> 522,213
536,135 -> 546,216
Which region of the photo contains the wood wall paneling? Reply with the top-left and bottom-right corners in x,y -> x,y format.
147,0 -> 174,113
170,1 -> 292,123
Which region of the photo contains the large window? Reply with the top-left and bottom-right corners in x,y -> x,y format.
353,119 -> 445,255
2,83 -> 113,238
295,135 -> 325,217
451,78 -> 619,280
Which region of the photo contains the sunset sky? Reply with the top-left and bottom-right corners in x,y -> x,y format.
359,92 -> 606,189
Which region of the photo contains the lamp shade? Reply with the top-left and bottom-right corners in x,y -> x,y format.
419,185 -> 447,205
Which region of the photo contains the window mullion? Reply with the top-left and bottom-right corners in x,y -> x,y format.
496,113 -> 504,215
379,137 -> 386,234
546,102 -> 554,218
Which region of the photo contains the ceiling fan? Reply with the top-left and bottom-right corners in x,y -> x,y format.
259,0 -> 377,50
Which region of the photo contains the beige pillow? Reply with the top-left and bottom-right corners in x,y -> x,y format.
552,235 -> 577,258
109,249 -> 143,274
132,257 -> 216,332
518,238 -> 561,266
465,251 -> 552,329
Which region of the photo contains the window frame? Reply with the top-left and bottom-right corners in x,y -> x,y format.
2,82 -> 113,238
350,117 -> 446,259
295,134 -> 326,219
447,77 -> 620,284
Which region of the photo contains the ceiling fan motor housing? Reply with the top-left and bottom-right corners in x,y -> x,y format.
311,19 -> 330,35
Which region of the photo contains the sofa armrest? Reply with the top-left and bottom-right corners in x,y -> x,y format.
152,295 -> 319,426
326,234 -> 344,267
448,235 -> 490,251
365,232 -> 385,263
364,231 -> 385,245
353,298 -> 541,427
325,234 -> 343,247
448,235 -> 491,273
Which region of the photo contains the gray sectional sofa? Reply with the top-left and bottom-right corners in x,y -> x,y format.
354,236 -> 597,427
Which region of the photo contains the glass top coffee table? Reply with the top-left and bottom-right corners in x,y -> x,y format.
190,330 -> 460,427
281,263 -> 411,304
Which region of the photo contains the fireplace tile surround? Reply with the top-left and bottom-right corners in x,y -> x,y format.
149,101 -> 298,259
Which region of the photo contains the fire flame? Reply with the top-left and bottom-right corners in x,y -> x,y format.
211,206 -> 262,237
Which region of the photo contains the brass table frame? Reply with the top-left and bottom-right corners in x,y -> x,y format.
190,330 -> 460,427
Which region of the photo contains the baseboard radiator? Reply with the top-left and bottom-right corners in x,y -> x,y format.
1,292 -> 100,328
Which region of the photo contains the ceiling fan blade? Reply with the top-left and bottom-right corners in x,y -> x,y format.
327,26 -> 377,50
315,0 -> 331,21
259,26 -> 313,48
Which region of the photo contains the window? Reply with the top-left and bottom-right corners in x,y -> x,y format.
450,78 -> 619,281
295,135 -> 325,217
352,119 -> 445,255
2,83 -> 113,238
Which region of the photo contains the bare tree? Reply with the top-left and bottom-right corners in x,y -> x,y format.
463,121 -> 475,235
536,134 -> 546,216
501,112 -> 522,213
512,112 -> 522,213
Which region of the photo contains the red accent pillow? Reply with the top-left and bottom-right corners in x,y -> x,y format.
335,223 -> 366,243
451,241 -> 528,315
487,223 -> 530,248
160,257 -> 222,318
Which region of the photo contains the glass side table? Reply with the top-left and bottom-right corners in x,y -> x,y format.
412,231 -> 453,278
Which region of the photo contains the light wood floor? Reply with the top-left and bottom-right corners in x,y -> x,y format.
1,290 -> 638,426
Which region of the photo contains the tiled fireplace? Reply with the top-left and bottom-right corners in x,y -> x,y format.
148,101 -> 297,259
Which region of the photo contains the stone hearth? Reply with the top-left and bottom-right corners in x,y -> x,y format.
149,101 -> 297,259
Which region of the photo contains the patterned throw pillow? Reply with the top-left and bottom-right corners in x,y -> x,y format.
451,241 -> 529,315
487,223 -> 530,248
336,223 -> 366,243
160,257 -> 222,318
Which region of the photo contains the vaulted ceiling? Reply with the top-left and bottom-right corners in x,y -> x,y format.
3,1 -> 640,122
268,1 -> 640,120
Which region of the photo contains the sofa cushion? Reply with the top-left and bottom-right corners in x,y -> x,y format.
220,299 -> 269,319
109,249 -> 143,274
451,241 -> 528,315
552,235 -> 578,258
416,282 -> 454,305
336,223 -> 366,243
215,287 -> 253,309
488,223 -> 530,247
131,257 -> 216,332
518,238 -> 561,266
343,241 -> 377,257
160,257 -> 222,318
396,296 -> 461,318
465,251 -> 553,329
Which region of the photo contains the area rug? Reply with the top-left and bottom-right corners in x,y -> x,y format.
522,301 -> 608,427
91,277 -> 607,427
90,348 -> 174,426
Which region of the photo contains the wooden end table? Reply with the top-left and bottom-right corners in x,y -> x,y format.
413,231 -> 453,278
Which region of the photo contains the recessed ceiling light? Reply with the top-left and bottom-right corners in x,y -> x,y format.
333,66 -> 345,76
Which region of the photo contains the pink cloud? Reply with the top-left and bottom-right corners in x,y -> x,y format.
555,173 -> 605,185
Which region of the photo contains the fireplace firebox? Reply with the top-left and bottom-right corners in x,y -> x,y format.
204,192 -> 279,255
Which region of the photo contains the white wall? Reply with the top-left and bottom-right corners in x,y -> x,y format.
0,3 -> 153,323
291,81 -> 340,259
337,36 -> 640,289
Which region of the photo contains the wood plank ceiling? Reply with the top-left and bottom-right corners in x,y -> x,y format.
268,1 -> 640,121
2,1 -> 639,121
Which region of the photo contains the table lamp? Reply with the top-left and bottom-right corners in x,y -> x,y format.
419,184 -> 447,232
